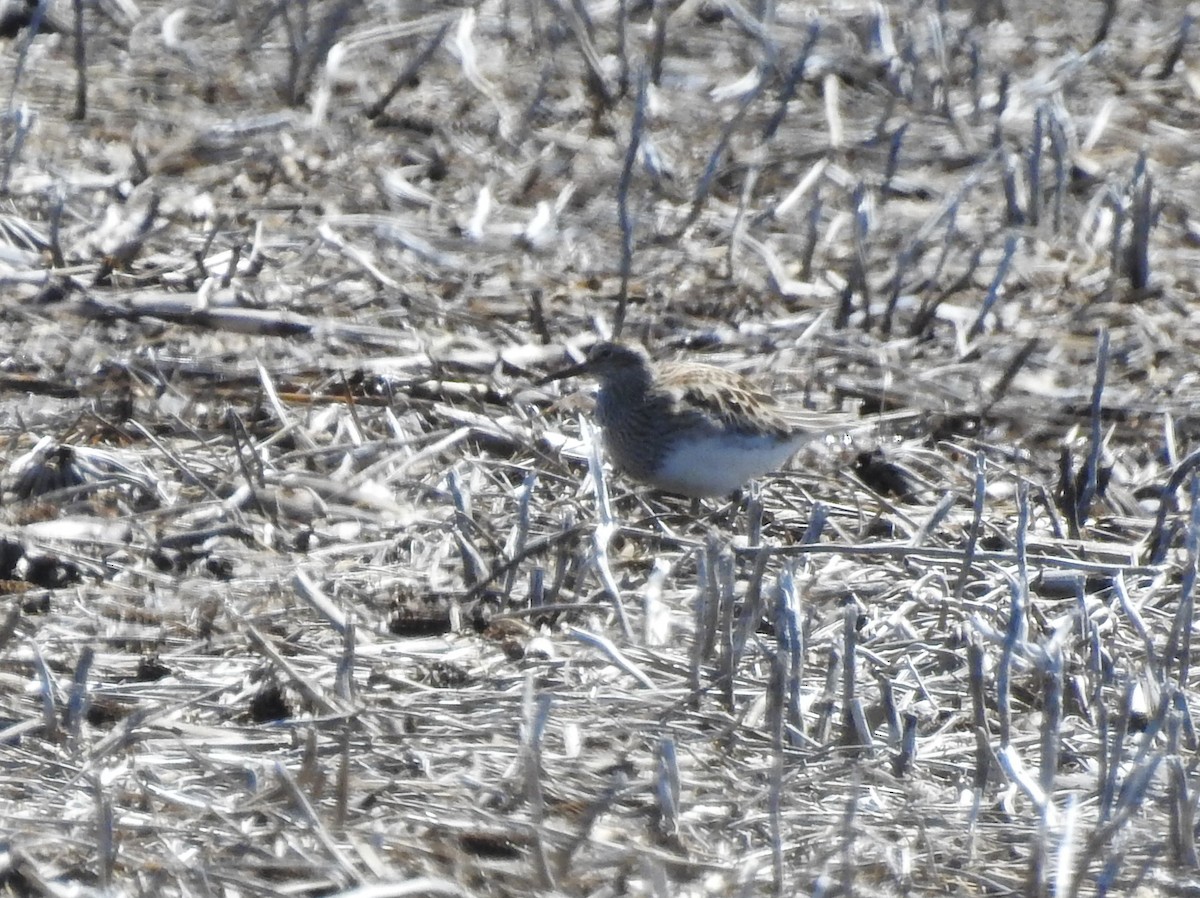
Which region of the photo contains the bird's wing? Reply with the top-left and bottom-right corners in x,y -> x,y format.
655,361 -> 796,437
655,360 -> 901,440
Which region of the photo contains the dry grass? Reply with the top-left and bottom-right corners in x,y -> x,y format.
1,1 -> 1200,895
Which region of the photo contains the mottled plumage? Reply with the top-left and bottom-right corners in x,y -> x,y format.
543,342 -> 855,498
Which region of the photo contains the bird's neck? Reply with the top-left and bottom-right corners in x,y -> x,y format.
602,365 -> 654,403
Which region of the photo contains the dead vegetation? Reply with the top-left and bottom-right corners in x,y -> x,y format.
1,0 -> 1200,895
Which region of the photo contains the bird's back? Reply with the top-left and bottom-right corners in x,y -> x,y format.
654,360 -> 796,438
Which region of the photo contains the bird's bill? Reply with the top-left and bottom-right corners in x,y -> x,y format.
535,358 -> 592,386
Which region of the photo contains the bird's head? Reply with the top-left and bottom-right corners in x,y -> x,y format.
538,341 -> 652,386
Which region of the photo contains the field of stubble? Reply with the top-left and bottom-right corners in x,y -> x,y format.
2,1 -> 1200,896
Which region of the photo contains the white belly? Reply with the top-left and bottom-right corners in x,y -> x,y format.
650,433 -> 803,498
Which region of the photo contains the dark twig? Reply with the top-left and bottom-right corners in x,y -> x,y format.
649,0 -> 668,86
366,21 -> 452,120
668,81 -> 764,241
981,337 -> 1040,418
967,233 -> 1018,339
954,451 -> 987,602
1027,104 -> 1044,227
542,0 -> 614,107
1125,152 -> 1154,291
1147,447 -> 1200,564
1157,12 -> 1193,79
1163,475 -> 1200,690
761,20 -> 821,141
1074,328 -> 1109,530
614,68 -> 647,339
1002,149 -> 1025,226
1092,0 -> 1117,47
1048,107 -> 1069,233
70,0 -> 86,120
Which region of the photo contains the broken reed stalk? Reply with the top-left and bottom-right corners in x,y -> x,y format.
967,232 -> 1017,339
691,539 -> 712,696
1164,474 -> 1200,691
778,563 -> 806,748
503,470 -> 538,599
839,768 -> 860,896
1048,108 -> 1068,232
765,574 -> 789,894
968,638 -> 991,791
1038,648 -> 1063,800
997,579 -> 1023,750
65,645 -> 93,751
893,709 -> 917,777
365,20 -> 452,120
840,603 -> 869,749
875,672 -> 899,748
1157,11 -> 1194,79
1027,104 -> 1044,228
731,545 -> 770,675
1075,328 -> 1110,529
70,0 -> 86,120
1127,151 -> 1154,291
716,546 -> 736,711
761,20 -> 820,141
839,181 -> 872,330
654,735 -> 680,843
648,0 -> 668,86
614,67 -> 646,340
581,418 -> 632,638
447,469 -> 486,587
1002,148 -> 1024,226
1167,712 -> 1199,865
955,451 -> 987,602
1146,447 -> 1200,564
670,78 -> 763,241
522,676 -> 555,888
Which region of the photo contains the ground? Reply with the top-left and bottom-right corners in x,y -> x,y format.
1,1 -> 1199,896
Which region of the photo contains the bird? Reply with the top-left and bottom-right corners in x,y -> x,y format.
540,341 -> 866,499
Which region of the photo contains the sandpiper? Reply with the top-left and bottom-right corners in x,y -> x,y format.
541,341 -> 862,498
